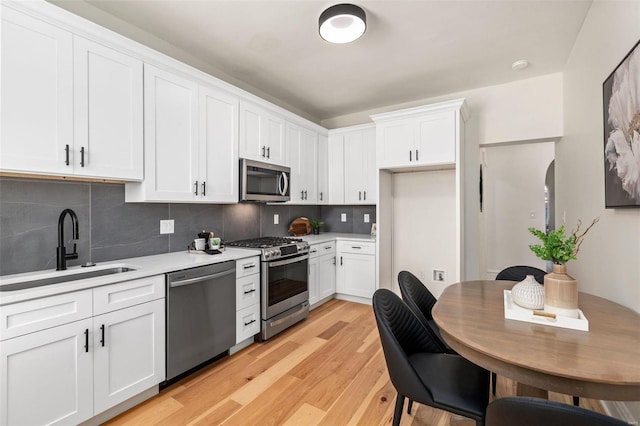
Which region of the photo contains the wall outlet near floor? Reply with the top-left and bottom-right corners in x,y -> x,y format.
341,213 -> 347,222
364,214 -> 370,223
433,269 -> 446,282
274,214 -> 279,225
160,219 -> 174,234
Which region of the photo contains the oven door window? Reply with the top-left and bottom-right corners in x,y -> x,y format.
268,258 -> 308,307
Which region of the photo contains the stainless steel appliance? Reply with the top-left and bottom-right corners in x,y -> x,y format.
240,159 -> 290,202
165,261 -> 236,381
226,237 -> 309,340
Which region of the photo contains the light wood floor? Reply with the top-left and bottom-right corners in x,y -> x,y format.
106,299 -> 605,425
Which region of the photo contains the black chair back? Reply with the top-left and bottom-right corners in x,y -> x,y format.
496,265 -> 546,284
486,397 -> 626,426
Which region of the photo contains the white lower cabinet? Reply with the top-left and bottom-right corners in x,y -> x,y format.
236,256 -> 261,344
336,241 -> 376,299
309,242 -> 336,306
0,276 -> 166,425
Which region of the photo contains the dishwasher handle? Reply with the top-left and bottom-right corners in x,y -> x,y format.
169,269 -> 235,288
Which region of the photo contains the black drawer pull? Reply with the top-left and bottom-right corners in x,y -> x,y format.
65,144 -> 70,166
243,264 -> 256,269
84,328 -> 89,352
244,288 -> 256,294
80,146 -> 85,167
100,324 -> 105,347
244,319 -> 256,326
194,181 -> 199,196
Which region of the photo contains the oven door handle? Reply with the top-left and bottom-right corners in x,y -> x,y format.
268,254 -> 309,268
169,269 -> 235,287
269,303 -> 308,328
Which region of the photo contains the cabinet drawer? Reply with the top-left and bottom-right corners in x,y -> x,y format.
93,275 -> 165,315
337,241 -> 375,255
309,242 -> 336,259
236,256 -> 260,278
236,304 -> 260,344
236,274 -> 260,311
0,290 -> 92,341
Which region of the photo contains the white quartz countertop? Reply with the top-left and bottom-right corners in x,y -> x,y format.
299,233 -> 375,244
0,248 -> 261,306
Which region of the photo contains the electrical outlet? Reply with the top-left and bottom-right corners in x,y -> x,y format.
160,220 -> 174,234
364,214 -> 370,223
433,269 -> 446,282
274,214 -> 279,225
341,213 -> 347,222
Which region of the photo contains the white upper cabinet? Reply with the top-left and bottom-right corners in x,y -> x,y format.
333,125 -> 376,205
327,134 -> 345,204
0,6 -> 144,180
73,36 -> 143,180
125,65 -> 239,203
239,101 -> 286,165
1,6 -> 73,175
317,135 -> 329,204
373,99 -> 467,170
287,122 -> 317,204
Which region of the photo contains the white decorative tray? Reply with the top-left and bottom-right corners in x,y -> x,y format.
504,290 -> 589,331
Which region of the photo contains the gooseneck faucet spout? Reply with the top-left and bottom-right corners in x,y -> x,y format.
56,209 -> 79,271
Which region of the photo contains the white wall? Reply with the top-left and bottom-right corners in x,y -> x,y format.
481,142 -> 555,278
559,1 -> 640,421
323,73 -> 564,146
392,170 -> 457,298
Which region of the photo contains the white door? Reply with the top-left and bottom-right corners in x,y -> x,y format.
327,135 -> 345,204
300,129 -> 318,203
344,132 -> 366,204
93,300 -> 165,414
264,114 -> 286,165
362,127 -> 377,203
286,124 -> 305,202
318,254 -> 337,300
199,85 -> 239,203
376,118 -> 415,168
238,101 -> 265,162
0,319 -> 93,426
337,252 -> 375,298
0,6 -> 73,175
415,111 -> 456,165
308,255 -> 320,305
143,64 -> 199,201
73,36 -> 143,180
317,135 -> 329,204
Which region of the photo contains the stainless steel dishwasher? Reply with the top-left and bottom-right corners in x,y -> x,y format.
166,261 -> 236,381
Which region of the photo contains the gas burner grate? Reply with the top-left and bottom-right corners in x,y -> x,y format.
226,236 -> 303,249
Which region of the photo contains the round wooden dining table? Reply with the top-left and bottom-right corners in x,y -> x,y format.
432,280 -> 640,401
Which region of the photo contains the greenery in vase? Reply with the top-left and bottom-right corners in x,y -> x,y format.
528,218 -> 599,265
310,220 -> 324,229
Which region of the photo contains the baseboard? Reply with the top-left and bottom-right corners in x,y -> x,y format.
602,400 -> 639,425
335,293 -> 372,305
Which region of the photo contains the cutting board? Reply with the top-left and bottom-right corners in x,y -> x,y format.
288,217 -> 311,236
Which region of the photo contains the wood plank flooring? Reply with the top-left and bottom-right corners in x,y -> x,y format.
105,299 -> 605,425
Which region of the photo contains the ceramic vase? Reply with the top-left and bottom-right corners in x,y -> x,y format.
511,275 -> 545,309
544,264 -> 580,318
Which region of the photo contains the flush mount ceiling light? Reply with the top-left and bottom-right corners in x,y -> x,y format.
319,3 -> 366,44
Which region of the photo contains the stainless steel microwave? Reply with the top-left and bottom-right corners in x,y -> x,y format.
240,159 -> 290,202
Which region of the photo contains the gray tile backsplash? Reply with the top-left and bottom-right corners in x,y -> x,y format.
0,177 -> 374,275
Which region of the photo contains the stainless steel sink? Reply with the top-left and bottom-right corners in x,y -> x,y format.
0,266 -> 136,292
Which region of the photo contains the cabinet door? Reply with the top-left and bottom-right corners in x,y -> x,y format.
236,304 -> 260,344
376,118 -> 415,168
286,124 -> 305,202
93,299 -> 165,415
318,254 -> 337,301
73,36 -> 143,180
344,132 -> 366,204
0,319 -> 93,426
362,127 -> 377,204
199,85 -> 239,203
337,252 -> 375,299
265,113 -> 286,165
0,6 -> 73,175
308,255 -> 319,306
300,129 -> 318,203
317,135 -> 329,204
327,135 -> 345,204
238,101 -> 264,162
416,111 -> 456,165
143,64 -> 199,201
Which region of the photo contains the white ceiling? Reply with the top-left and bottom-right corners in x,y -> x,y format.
49,0 -> 592,125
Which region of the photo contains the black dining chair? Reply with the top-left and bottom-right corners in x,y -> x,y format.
486,397 -> 627,426
372,288 -> 490,426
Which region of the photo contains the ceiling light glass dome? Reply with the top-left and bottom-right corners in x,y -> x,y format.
319,4 -> 366,44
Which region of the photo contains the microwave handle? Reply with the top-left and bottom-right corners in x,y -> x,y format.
279,172 -> 289,196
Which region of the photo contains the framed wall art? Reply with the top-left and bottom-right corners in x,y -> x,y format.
603,39 -> 640,208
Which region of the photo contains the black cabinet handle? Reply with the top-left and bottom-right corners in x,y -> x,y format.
65,144 -> 70,166
333,256 -> 336,265
409,150 -> 412,161
84,328 -> 89,352
100,324 -> 105,347
340,256 -> 343,266
301,190 -> 304,199
244,318 -> 256,326
262,146 -> 266,157
320,192 -> 323,201
243,288 -> 256,294
266,147 -> 270,158
364,191 -> 367,200
202,181 -> 206,196
243,264 -> 256,269
80,146 -> 85,167
359,191 -> 362,201
416,149 -> 419,161
194,181 -> 199,196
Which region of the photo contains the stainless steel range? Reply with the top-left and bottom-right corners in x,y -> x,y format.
226,237 -> 310,340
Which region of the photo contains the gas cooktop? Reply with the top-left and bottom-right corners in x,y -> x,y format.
226,236 -> 309,260
226,236 -> 303,249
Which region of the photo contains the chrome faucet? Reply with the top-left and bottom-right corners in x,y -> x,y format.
56,209 -> 79,271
